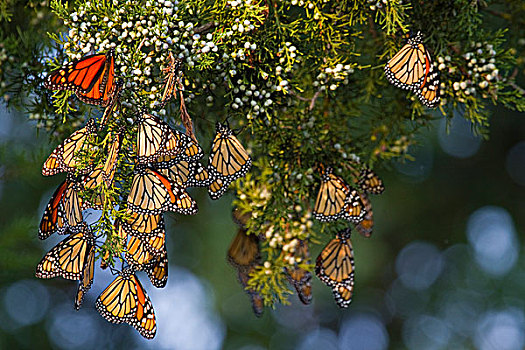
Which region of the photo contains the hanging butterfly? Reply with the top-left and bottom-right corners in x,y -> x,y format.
313,167 -> 350,222
100,80 -> 124,127
155,160 -> 210,188
82,130 -> 123,209
44,49 -> 116,107
208,121 -> 251,200
121,211 -> 164,238
355,193 -> 374,238
42,119 -> 97,176
96,266 -> 157,339
39,177 -> 84,240
127,166 -> 198,215
136,112 -> 203,164
384,31 -> 440,108
342,188 -> 367,224
284,240 -> 313,305
237,265 -> 265,317
227,226 -> 264,317
126,227 -> 166,261
313,167 -> 367,224
315,228 -> 355,308
358,168 -> 384,195
227,228 -> 260,269
160,52 -> 183,105
74,225 -> 96,310
142,253 -> 168,288
35,224 -> 95,281
232,207 -> 251,230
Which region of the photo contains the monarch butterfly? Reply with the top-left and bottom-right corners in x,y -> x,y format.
313,167 -> 349,222
126,227 -> 166,261
208,122 -> 251,200
44,49 -> 116,107
143,254 -> 168,288
160,52 -> 183,105
313,167 -> 367,223
96,267 -> 157,339
82,130 -> 122,209
232,207 -> 251,230
227,229 -> 260,268
75,235 -> 95,310
384,31 -> 440,108
35,224 -> 94,281
39,177 -> 84,240
358,168 -> 384,195
121,211 -> 164,237
127,167 -> 198,215
136,113 -> 203,164
315,228 -> 355,308
342,188 -> 367,224
42,119 -> 97,176
285,240 -> 313,305
100,80 -> 124,127
355,193 -> 374,238
237,265 -> 265,317
155,160 -> 210,188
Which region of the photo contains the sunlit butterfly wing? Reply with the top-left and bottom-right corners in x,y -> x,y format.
42,119 -> 97,176
313,167 -> 350,222
95,267 -> 157,339
156,159 -> 210,188
384,31 -> 429,91
62,180 -> 85,229
355,193 -> 373,238
207,122 -> 251,200
143,252 -> 168,288
125,225 -> 166,259
36,225 -> 94,281
75,49 -> 116,107
127,167 -> 197,215
126,235 -> 155,266
121,211 -> 164,237
384,31 -> 440,108
285,240 -> 312,305
315,228 -> 355,308
39,179 -> 69,239
75,236 -> 95,310
44,50 -> 110,93
358,168 -> 384,195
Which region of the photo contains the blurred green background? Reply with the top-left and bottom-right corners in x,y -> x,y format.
0,103 -> 524,349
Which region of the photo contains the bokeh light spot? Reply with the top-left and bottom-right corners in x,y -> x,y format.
338,312 -> 389,350
467,206 -> 518,276
438,113 -> 482,158
505,141 -> 525,186
395,241 -> 444,291
3,280 -> 50,328
475,308 -> 525,350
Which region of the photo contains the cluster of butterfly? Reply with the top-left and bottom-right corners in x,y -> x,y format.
312,166 -> 384,308
36,48 -> 252,339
